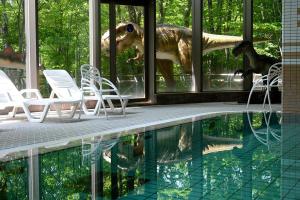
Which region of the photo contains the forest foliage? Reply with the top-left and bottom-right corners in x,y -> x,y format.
0,0 -> 282,92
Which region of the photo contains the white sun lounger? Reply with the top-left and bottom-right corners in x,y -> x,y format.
43,69 -> 103,118
0,70 -> 82,122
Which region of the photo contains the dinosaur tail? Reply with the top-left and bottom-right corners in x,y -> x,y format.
202,33 -> 243,54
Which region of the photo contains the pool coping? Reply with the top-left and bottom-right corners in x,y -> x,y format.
0,109 -> 273,161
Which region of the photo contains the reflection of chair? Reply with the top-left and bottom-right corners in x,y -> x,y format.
82,137 -> 119,164
0,70 -> 81,122
247,63 -> 282,111
246,111 -> 281,150
80,64 -> 129,117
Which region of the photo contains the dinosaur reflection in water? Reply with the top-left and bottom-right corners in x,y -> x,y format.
101,22 -> 243,90
102,123 -> 242,171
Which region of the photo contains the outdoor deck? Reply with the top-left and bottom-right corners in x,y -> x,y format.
0,102 -> 281,154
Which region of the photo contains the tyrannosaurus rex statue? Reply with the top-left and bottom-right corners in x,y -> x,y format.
101,22 -> 244,89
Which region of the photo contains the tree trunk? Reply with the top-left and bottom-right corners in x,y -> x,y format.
17,0 -> 25,53
216,0 -> 223,33
1,0 -> 9,45
127,5 -> 138,24
226,0 -> 232,32
183,0 -> 192,27
207,0 -> 214,32
158,0 -> 165,24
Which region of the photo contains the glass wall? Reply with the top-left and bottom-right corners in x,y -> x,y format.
100,4 -> 110,79
202,0 -> 243,91
116,5 -> 145,98
253,0 -> 282,84
155,0 -> 193,93
0,0 -> 26,90
38,0 -> 89,96
100,4 -> 145,98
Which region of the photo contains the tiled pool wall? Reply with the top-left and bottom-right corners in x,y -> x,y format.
282,2 -> 300,198
281,114 -> 300,199
282,0 -> 300,113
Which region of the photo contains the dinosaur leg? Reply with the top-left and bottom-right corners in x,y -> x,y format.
178,38 -> 192,74
234,69 -> 244,76
178,39 -> 193,90
156,59 -> 176,90
242,69 -> 254,79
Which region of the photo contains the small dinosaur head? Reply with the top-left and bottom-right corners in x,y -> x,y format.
232,40 -> 253,57
101,22 -> 143,56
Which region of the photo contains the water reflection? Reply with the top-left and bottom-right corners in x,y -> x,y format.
0,113 -> 299,199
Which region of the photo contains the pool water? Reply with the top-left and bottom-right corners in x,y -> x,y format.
0,112 -> 299,200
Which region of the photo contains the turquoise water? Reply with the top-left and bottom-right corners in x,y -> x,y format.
0,112 -> 298,200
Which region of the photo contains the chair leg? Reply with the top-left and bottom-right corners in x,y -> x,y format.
121,99 -> 128,116
78,101 -> 83,119
54,104 -> 63,117
107,99 -> 115,111
9,106 -> 17,118
99,100 -> 108,119
22,103 -> 50,123
246,87 -> 256,109
68,103 -> 79,119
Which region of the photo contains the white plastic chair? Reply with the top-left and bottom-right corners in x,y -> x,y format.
0,70 -> 80,123
43,69 -> 92,119
247,62 -> 282,111
80,64 -> 130,117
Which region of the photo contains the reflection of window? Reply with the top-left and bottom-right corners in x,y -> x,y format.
0,1 -> 26,89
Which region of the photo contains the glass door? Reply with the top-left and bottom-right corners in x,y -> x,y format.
100,2 -> 145,99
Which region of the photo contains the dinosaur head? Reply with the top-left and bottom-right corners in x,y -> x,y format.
101,22 -> 143,56
232,40 -> 253,57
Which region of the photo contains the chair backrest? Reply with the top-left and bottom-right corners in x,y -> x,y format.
0,70 -> 23,104
80,64 -> 104,91
43,70 -> 82,99
267,63 -> 282,86
80,64 -> 101,81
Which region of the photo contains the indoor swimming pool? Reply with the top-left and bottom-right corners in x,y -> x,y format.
0,112 -> 299,200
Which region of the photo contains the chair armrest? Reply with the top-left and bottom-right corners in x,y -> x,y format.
20,89 -> 43,99
101,77 -> 118,90
0,91 -> 11,102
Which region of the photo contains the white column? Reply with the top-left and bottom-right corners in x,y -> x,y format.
89,0 -> 100,68
25,0 -> 38,89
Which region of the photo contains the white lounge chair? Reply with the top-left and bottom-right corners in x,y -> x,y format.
0,70 -> 81,123
43,69 -> 102,118
80,64 -> 130,117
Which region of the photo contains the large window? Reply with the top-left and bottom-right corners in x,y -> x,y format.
116,5 -> 145,98
0,0 -> 26,90
100,4 -> 145,98
155,0 -> 193,93
38,0 -> 89,95
202,0 -> 244,91
253,0 -> 282,83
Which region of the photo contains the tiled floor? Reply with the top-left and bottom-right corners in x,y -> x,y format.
0,103 -> 281,154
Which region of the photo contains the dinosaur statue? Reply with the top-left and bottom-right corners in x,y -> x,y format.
232,40 -> 281,78
0,45 -> 25,69
101,22 -> 244,89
